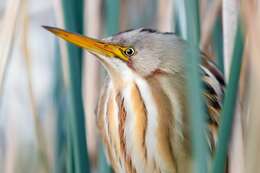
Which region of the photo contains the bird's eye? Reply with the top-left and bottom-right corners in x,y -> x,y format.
124,47 -> 135,57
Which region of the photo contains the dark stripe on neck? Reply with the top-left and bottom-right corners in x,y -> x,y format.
116,93 -> 136,173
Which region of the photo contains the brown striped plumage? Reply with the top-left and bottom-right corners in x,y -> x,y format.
44,26 -> 225,173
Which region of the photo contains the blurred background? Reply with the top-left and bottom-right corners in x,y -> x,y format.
0,0 -> 259,173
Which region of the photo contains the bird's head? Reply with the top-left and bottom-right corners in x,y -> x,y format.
44,26 -> 186,81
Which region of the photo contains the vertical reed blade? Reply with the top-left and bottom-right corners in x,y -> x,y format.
175,0 -> 188,39
0,0 -> 22,94
212,16 -> 224,73
1,0 -> 22,172
242,1 -> 260,172
60,0 -> 90,172
21,0 -> 51,172
184,1 -> 209,173
52,1 -> 72,172
105,0 -> 120,35
212,21 -> 244,173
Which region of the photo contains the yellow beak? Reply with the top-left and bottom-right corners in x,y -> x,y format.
43,26 -> 129,62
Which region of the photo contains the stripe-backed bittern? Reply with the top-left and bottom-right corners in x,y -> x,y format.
44,26 -> 225,173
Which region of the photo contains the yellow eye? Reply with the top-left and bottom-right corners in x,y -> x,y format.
124,47 -> 135,57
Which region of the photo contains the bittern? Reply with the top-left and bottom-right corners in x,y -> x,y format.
44,26 -> 225,173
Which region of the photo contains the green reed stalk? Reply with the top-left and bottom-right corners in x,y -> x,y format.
212,16 -> 224,73
61,0 -> 90,172
212,21 -> 244,173
184,1 -> 208,173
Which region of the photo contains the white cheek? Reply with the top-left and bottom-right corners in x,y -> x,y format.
97,55 -> 130,76
109,57 -> 139,80
110,58 -> 128,72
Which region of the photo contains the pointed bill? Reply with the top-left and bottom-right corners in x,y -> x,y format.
43,26 -> 129,62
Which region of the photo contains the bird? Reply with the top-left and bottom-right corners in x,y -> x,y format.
44,26 -> 225,173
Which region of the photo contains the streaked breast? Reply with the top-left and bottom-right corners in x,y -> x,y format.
97,74 -> 192,173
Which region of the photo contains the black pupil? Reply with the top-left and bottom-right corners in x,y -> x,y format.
125,48 -> 134,56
